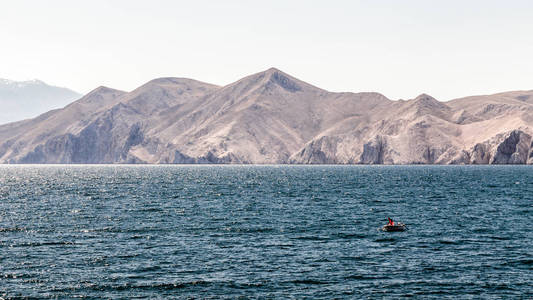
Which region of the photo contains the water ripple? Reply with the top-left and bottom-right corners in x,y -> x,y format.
0,165 -> 532,298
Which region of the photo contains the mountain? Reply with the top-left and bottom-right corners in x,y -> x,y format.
0,68 -> 532,164
0,79 -> 81,124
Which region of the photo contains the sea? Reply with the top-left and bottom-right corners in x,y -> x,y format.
0,165 -> 531,298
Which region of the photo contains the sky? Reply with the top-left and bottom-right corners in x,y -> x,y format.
1,0 -> 533,101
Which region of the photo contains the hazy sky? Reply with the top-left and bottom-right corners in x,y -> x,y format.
1,0 -> 532,100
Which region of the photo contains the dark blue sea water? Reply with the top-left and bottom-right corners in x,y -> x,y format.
0,165 -> 532,298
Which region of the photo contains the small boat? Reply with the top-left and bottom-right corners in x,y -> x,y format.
381,222 -> 407,232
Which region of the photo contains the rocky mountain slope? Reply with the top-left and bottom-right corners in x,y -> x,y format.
0,68 -> 532,164
0,79 -> 81,125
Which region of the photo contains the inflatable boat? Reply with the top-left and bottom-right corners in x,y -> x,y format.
381,222 -> 407,232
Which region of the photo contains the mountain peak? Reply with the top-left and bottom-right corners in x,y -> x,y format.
261,67 -> 296,79
266,69 -> 301,92
249,67 -> 323,93
75,86 -> 125,106
0,78 -> 82,125
411,93 -> 447,108
405,93 -> 451,119
142,77 -> 219,89
88,86 -> 124,95
0,78 -> 46,88
264,67 -> 282,74
26,79 -> 45,85
414,93 -> 437,102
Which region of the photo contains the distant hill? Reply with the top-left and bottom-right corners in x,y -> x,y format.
0,68 -> 532,164
0,79 -> 81,124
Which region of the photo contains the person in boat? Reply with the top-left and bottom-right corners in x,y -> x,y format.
387,217 -> 394,226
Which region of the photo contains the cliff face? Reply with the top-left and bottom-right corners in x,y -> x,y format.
1,68 -> 533,164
